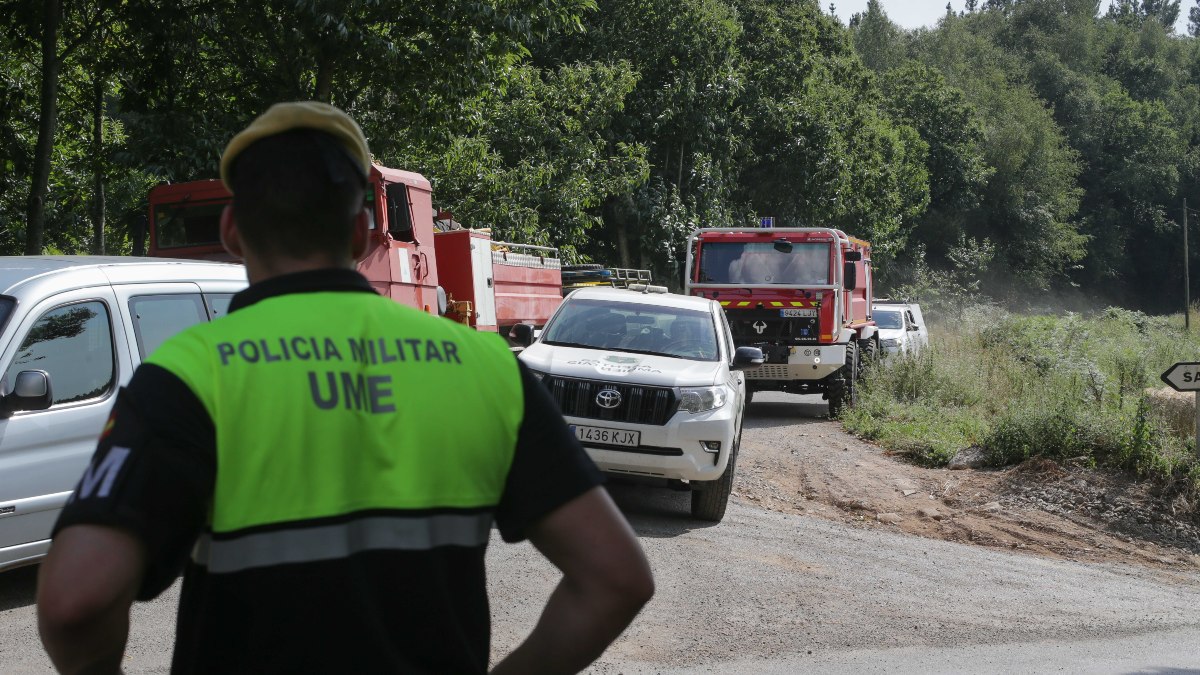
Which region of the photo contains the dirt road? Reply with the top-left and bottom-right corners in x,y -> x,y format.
487,392 -> 1200,672
2,392 -> 1200,672
737,392 -> 1200,570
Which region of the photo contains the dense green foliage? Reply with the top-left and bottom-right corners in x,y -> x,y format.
843,305 -> 1200,494
2,0 -> 1199,309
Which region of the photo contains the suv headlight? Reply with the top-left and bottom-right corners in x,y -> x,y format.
527,369 -> 548,382
881,338 -> 899,347
678,386 -> 728,414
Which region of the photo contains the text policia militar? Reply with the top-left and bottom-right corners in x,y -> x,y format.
216,336 -> 464,414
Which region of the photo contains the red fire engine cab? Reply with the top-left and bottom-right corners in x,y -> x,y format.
684,227 -> 878,414
146,164 -> 563,335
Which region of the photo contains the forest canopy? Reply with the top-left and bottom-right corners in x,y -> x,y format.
3,0 -> 1199,312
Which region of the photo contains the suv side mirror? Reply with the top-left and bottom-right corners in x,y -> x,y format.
509,323 -> 535,348
731,346 -> 764,371
1,370 -> 52,415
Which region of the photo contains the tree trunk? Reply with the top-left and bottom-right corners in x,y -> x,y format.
132,215 -> 146,257
677,140 -> 685,190
91,76 -> 105,255
25,0 -> 61,255
615,220 -> 630,268
315,53 -> 333,102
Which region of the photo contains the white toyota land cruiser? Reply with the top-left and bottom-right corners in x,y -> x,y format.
513,286 -> 762,521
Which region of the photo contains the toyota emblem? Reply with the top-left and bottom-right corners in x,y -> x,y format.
596,388 -> 623,409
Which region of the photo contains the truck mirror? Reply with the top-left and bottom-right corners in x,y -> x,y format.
385,183 -> 414,240
436,286 -> 448,316
772,238 -> 793,253
509,323 -> 535,348
845,250 -> 862,262
843,262 -> 857,291
1,370 -> 52,414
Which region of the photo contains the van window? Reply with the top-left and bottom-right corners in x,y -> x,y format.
205,293 -> 234,320
129,294 -> 208,359
7,301 -> 115,405
0,297 -> 16,336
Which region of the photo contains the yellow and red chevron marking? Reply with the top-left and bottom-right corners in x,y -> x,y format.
719,300 -> 822,308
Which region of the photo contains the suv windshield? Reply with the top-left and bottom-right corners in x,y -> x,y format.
699,241 -> 830,285
874,309 -> 903,330
543,298 -> 719,361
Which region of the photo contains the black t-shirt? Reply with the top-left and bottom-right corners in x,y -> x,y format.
53,270 -> 603,674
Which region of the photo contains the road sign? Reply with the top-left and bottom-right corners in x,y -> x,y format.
1161,362 -> 1200,392
759,216 -> 775,228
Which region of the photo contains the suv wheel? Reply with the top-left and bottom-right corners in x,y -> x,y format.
690,432 -> 740,522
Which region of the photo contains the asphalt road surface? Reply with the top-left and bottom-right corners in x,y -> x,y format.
3,393 -> 1200,673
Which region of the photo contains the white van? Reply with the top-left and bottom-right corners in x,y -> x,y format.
0,257 -> 247,571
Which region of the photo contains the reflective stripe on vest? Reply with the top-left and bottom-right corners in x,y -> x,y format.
191,511 -> 494,573
148,290 -> 524,552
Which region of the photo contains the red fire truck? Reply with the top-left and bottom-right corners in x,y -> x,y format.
146,164 -> 564,335
684,227 -> 878,414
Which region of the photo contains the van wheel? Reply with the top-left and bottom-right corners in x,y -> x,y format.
690,433 -> 740,522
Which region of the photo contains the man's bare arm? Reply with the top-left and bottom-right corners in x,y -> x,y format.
491,486 -> 654,675
38,525 -> 145,675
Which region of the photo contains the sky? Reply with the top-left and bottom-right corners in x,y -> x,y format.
831,1 -> 1192,35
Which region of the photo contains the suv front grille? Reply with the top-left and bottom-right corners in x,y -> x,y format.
543,376 -> 676,425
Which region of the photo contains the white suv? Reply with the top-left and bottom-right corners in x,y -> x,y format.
0,257 -> 247,572
513,286 -> 762,521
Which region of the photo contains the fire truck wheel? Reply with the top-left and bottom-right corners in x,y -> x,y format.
859,337 -> 879,374
828,341 -> 859,418
691,432 -> 740,522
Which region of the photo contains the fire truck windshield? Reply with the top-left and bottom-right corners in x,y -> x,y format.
698,242 -> 830,285
153,194 -> 377,247
153,201 -> 224,248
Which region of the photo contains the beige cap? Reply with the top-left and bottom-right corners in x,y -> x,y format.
219,101 -> 371,191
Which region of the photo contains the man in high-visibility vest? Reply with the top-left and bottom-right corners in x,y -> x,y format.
38,101 -> 653,674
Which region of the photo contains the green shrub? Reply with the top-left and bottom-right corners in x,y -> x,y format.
982,399 -> 1125,467
842,303 -> 1200,496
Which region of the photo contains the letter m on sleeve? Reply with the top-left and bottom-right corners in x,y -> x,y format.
74,446 -> 132,500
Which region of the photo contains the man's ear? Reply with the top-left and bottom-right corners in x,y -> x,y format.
219,205 -> 244,260
351,207 -> 371,262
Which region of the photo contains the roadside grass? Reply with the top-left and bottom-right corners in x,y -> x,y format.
842,305 -> 1200,498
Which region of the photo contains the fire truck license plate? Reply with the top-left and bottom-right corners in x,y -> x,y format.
780,308 -> 816,317
571,425 -> 641,447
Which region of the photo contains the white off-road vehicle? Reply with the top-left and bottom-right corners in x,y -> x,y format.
872,302 -> 928,356
512,286 -> 762,521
